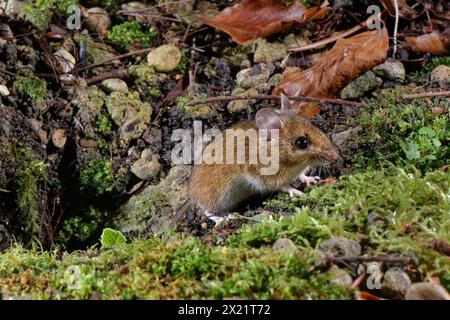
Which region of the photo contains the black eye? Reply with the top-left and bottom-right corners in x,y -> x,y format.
295,136 -> 310,149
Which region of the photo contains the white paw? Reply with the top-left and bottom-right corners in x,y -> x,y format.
204,210 -> 224,227
281,186 -> 304,198
299,174 -> 321,186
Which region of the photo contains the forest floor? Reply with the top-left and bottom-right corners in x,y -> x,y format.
0,0 -> 449,300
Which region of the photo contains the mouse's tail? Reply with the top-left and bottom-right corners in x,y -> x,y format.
169,199 -> 191,228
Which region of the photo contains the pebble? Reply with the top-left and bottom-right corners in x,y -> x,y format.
405,282 -> 450,300
381,267 -> 412,298
54,48 -> 76,73
430,65 -> 450,83
272,238 -> 298,253
0,84 -> 10,96
51,129 -> 67,149
147,45 -> 182,72
340,71 -> 382,99
236,64 -> 271,89
372,59 -> 406,82
227,88 -> 258,114
131,149 -> 161,180
100,78 -> 129,93
319,236 -> 362,257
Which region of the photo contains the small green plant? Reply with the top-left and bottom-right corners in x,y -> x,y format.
13,75 -> 47,103
57,207 -> 106,243
96,114 -> 112,134
6,144 -> 47,235
23,0 -> 77,28
107,20 -> 157,51
100,228 -> 126,248
148,88 -> 161,99
79,158 -> 118,195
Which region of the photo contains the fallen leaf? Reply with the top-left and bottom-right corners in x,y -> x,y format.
379,0 -> 415,18
356,291 -> 385,300
405,282 -> 450,300
405,28 -> 450,55
198,0 -> 328,44
274,28 -> 389,118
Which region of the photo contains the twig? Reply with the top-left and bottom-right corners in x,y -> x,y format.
402,91 -> 450,99
327,255 -> 415,264
86,69 -> 128,85
186,94 -> 361,107
287,12 -> 382,53
77,47 -> 155,72
0,188 -> 11,193
392,0 -> 399,57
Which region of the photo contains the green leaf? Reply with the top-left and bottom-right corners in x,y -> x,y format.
404,143 -> 421,160
418,127 -> 436,138
101,228 -> 126,248
432,138 -> 442,147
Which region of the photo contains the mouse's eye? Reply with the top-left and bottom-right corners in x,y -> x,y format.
295,136 -> 310,149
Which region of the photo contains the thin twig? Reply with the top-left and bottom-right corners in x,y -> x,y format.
328,255 -> 415,264
187,94 -> 361,107
392,0 -> 399,57
402,91 -> 450,99
0,188 -> 11,193
86,69 -> 128,84
77,47 -> 155,72
287,12 -> 382,53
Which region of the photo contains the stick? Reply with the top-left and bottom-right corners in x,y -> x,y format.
287,12 -> 382,53
402,91 -> 450,99
328,255 -> 415,264
0,188 -> 11,193
187,94 -> 361,107
392,0 -> 399,56
86,69 -> 128,84
77,47 -> 155,72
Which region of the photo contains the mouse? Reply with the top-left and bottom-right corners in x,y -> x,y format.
173,94 -> 338,226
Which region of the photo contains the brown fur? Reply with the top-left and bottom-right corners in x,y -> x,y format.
189,110 -> 338,213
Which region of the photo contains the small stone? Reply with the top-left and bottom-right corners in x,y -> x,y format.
100,78 -> 129,93
0,84 -> 10,96
227,88 -> 258,114
157,0 -> 195,13
382,267 -> 412,298
121,2 -> 149,11
131,149 -> 161,180
147,45 -> 182,72
51,129 -> 67,148
430,65 -> 450,83
236,64 -> 271,89
27,118 -> 48,144
79,139 -> 98,148
254,39 -> 287,64
54,48 -> 76,73
405,282 -> 450,300
372,59 -> 405,82
328,266 -> 353,287
319,236 -> 361,257
340,71 -> 383,99
331,126 -> 362,149
272,238 -> 298,253
84,7 -> 111,37
240,59 -> 251,69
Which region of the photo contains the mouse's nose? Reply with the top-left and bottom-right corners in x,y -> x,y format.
325,148 -> 338,161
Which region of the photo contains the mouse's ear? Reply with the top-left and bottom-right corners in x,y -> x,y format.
256,108 -> 283,131
280,93 -> 292,111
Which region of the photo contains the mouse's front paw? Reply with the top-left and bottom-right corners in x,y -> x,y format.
281,186 -> 304,198
298,174 -> 321,186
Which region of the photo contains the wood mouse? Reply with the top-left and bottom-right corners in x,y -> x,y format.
173,94 -> 338,226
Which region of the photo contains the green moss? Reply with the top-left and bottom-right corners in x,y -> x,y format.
23,0 -> 77,28
410,56 -> 450,81
107,20 -> 157,52
13,75 -> 47,103
79,158 -> 118,196
57,207 -> 106,244
352,89 -> 449,172
95,114 -> 112,135
6,144 -> 47,236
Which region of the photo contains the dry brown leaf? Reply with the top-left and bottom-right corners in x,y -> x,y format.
425,239 -> 450,256
379,0 -> 415,18
198,0 -> 328,44
405,29 -> 450,55
273,28 -> 389,118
